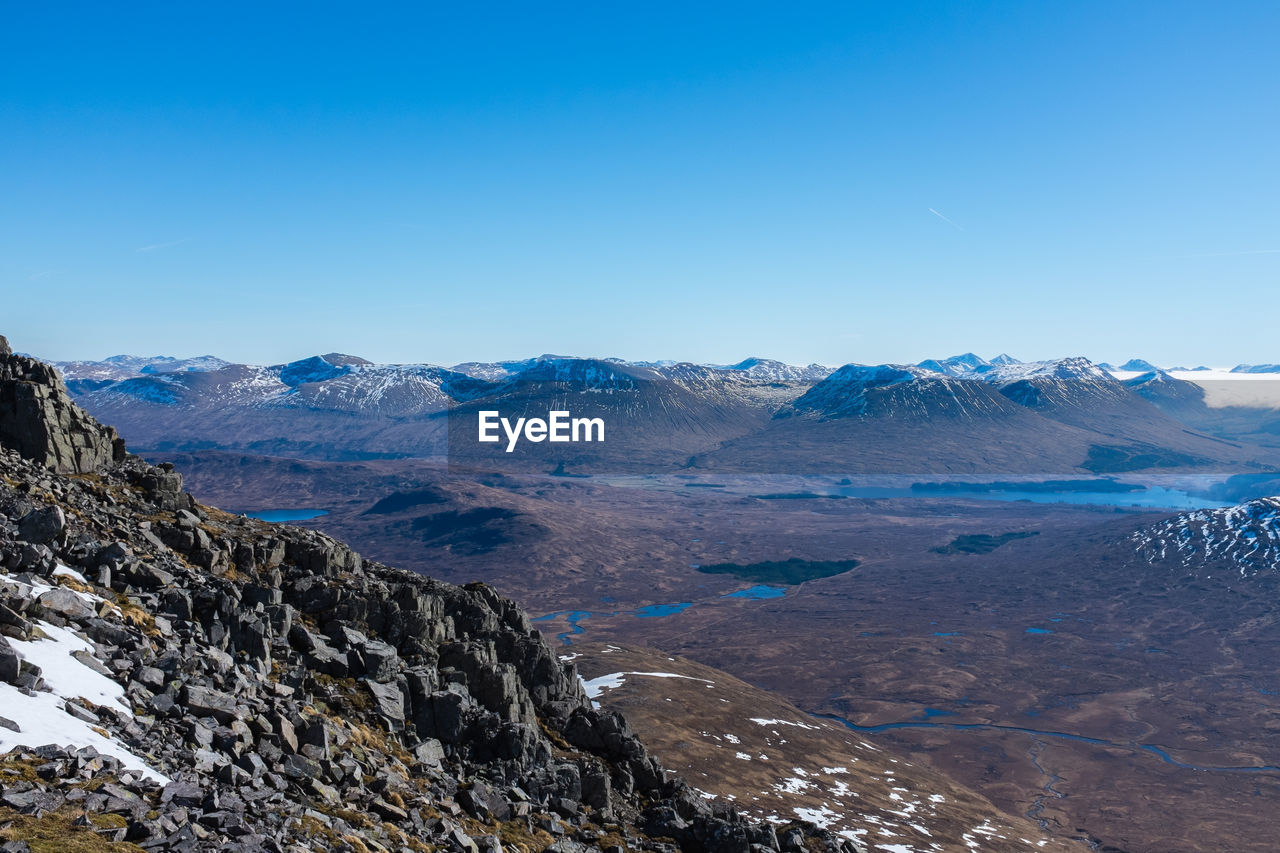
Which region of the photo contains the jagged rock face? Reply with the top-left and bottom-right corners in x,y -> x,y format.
0,346 -> 869,853
0,339 -> 126,474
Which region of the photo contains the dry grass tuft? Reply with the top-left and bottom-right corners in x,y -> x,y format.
0,806 -> 145,852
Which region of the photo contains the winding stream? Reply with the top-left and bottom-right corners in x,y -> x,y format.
1025,738 -> 1066,829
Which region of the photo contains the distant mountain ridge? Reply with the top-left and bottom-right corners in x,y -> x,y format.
52,350 -> 1280,388
44,350 -> 1280,473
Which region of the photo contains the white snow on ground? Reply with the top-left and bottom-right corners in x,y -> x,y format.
794,805 -> 839,826
1,568 -> 169,782
774,776 -> 813,795
20,574 -> 96,607
581,673 -> 626,703
0,681 -> 168,782
7,622 -> 130,714
749,717 -> 820,730
579,671 -> 714,699
51,564 -> 88,583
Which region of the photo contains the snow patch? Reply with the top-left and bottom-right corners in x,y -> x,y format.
1,613 -> 169,783
749,717 -> 819,730
579,671 -> 715,700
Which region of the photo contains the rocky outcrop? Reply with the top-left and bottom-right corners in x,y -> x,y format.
0,336 -> 125,474
0,339 -> 867,853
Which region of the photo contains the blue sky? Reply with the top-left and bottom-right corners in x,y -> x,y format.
3,2 -> 1277,367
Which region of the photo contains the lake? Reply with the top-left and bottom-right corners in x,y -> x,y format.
240,509 -> 329,522
598,475 -> 1233,510
838,484 -> 1227,510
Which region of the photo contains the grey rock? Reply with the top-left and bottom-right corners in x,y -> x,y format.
0,637 -> 18,684
780,827 -> 807,852
458,779 -> 511,822
364,678 -> 405,727
19,506 -> 66,544
182,684 -> 241,723
410,738 -> 445,767
136,665 -> 167,690
70,648 -> 113,676
0,348 -> 125,473
352,638 -> 400,682
120,560 -> 175,589
37,587 -> 94,620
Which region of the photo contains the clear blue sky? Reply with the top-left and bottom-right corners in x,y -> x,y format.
3,2 -> 1277,368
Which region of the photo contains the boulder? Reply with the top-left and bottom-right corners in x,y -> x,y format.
0,636 -> 19,684
364,678 -> 406,728
37,587 -> 94,620
18,506 -> 66,544
182,685 -> 241,724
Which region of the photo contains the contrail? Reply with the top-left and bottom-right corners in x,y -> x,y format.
928,208 -> 965,231
135,237 -> 191,253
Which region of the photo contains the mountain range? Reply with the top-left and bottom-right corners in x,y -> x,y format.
46,351 -> 1280,475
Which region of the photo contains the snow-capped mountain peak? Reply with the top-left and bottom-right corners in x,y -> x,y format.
917,353 -> 991,376
723,358 -> 834,383
275,354 -> 357,387
1118,358 -> 1161,373
973,356 -> 1112,385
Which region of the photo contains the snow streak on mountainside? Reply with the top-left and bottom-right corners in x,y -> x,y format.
1133,498 -> 1280,575
81,356 -> 488,415
721,358 -> 835,383
784,365 -> 1021,421
915,353 -> 990,376
972,357 -> 1112,385
56,354 -> 230,379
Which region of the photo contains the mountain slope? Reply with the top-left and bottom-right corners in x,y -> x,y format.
1125,371 -> 1280,447
972,358 -> 1243,464
573,644 -> 1075,853
444,358 -> 802,473
1132,497 -> 1280,575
